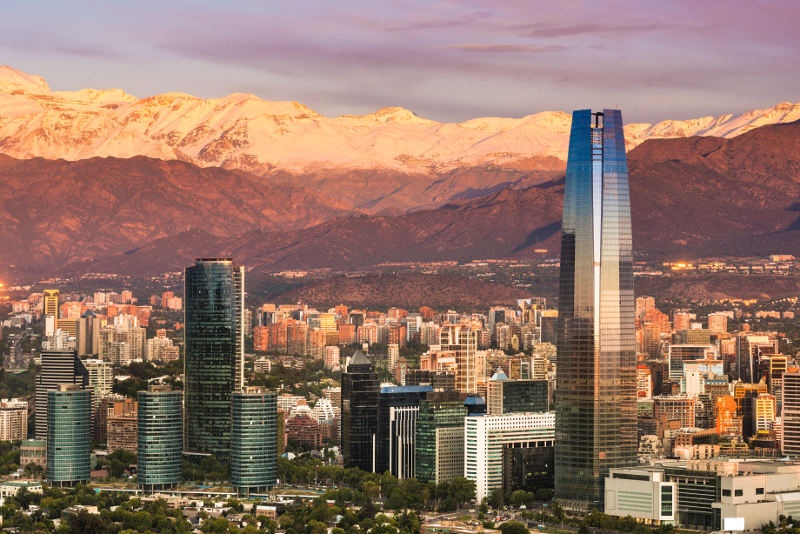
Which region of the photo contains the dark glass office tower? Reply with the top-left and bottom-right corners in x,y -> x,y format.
555,109 -> 637,511
341,350 -> 379,471
377,384 -> 433,478
184,258 -> 245,456
35,350 -> 88,440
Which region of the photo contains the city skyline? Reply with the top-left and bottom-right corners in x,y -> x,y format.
2,2 -> 798,124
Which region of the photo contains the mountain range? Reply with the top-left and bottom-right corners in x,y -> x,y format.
1,66 -> 800,290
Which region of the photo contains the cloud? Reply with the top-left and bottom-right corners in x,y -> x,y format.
517,21 -> 667,39
443,43 -> 563,53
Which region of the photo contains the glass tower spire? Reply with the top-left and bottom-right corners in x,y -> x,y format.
554,109 -> 637,511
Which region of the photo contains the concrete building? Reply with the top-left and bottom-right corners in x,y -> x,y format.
465,411 -> 555,499
604,467 -> 676,526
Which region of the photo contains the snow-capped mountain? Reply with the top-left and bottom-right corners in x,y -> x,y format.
1,65 -> 799,175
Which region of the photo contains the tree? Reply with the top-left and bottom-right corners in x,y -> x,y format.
498,521 -> 529,534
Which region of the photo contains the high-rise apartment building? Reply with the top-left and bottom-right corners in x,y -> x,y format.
184,258 -> 245,456
46,385 -> 91,486
138,386 -> 183,492
0,399 -> 28,441
231,387 -> 278,495
341,350 -> 379,471
440,324 -> 479,394
555,109 -> 637,511
782,372 -> 800,457
35,350 -> 88,440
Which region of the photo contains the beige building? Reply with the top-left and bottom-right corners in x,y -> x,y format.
0,399 -> 28,441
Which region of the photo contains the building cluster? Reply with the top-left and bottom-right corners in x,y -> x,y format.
11,107 -> 800,534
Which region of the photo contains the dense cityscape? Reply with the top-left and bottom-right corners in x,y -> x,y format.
2,107 -> 800,534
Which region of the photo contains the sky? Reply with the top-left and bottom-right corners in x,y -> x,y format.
2,0 -> 799,124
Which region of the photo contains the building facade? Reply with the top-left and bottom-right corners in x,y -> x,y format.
341,350 -> 379,471
555,109 -> 638,511
378,385 -> 433,479
465,412 -> 555,500
137,386 -> 183,492
416,392 -> 467,484
184,258 -> 245,456
231,388 -> 277,495
46,385 -> 91,486
35,350 -> 88,440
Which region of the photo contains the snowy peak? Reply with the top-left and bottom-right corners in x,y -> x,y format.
0,67 -> 798,175
0,65 -> 50,93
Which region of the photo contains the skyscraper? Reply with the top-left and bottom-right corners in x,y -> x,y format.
46,385 -> 91,486
341,349 -> 379,471
231,387 -> 277,495
138,386 -> 183,492
439,324 -> 479,394
555,109 -> 637,511
377,384 -> 433,479
35,350 -> 88,440
184,258 -> 245,456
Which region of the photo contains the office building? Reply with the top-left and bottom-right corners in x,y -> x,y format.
184,258 -> 245,456
138,386 -> 182,492
555,109 -> 637,511
83,359 -> 114,408
46,385 -> 91,486
416,391 -> 467,484
341,350 -> 379,471
35,350 -> 88,440
231,387 -> 277,495
487,371 -> 550,415
465,412 -> 555,500
377,385 -> 433,479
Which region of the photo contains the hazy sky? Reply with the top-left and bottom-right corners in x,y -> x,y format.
3,0 -> 798,123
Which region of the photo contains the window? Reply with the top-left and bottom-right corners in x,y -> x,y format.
735,489 -> 743,497
756,488 -> 765,495
722,489 -> 731,496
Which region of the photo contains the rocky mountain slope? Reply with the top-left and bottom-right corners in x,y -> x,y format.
26,119 -> 796,281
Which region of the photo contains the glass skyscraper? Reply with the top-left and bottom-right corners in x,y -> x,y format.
341,349 -> 379,471
138,386 -> 183,492
46,385 -> 91,486
231,387 -> 277,495
184,258 -> 245,456
555,109 -> 637,511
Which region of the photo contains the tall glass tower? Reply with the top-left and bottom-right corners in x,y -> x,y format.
46,385 -> 91,486
138,386 -> 183,492
184,258 -> 245,457
231,387 -> 277,495
555,109 -> 637,511
341,349 -> 379,471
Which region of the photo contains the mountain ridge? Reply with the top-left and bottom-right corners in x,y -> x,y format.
2,65 -> 799,178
